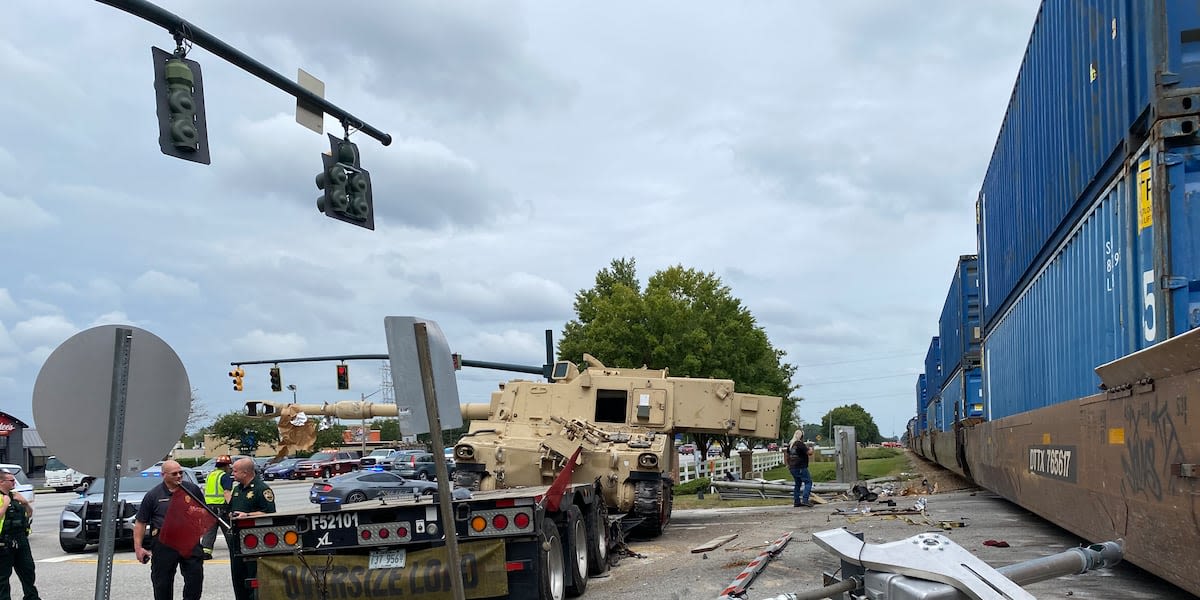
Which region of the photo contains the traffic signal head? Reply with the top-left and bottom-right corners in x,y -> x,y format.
229,367 -> 245,392
269,366 -> 282,392
451,353 -> 462,370
151,46 -> 210,164
336,364 -> 350,390
316,134 -> 374,230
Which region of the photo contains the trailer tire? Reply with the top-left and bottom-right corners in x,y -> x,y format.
538,516 -> 566,600
564,505 -> 588,597
585,501 -> 609,576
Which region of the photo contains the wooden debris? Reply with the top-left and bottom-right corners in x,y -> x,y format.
691,533 -> 739,553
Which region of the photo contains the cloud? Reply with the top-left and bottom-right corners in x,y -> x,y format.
0,192 -> 58,231
232,329 -> 308,359
0,290 -> 16,316
131,270 -> 201,299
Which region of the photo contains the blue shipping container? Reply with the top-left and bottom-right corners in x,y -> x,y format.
937,366 -> 985,432
983,136 -> 1200,420
979,1 -> 1200,326
938,256 -> 981,376
924,337 -> 943,395
914,374 -> 928,434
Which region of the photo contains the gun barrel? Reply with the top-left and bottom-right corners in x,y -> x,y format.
246,400 -> 401,420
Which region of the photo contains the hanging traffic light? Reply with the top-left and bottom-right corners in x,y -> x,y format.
451,353 -> 462,370
151,46 -> 210,164
336,364 -> 350,390
269,366 -> 282,392
316,133 -> 374,230
229,367 -> 245,392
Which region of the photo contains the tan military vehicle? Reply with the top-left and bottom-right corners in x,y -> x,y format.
246,353 -> 781,538
452,354 -> 781,537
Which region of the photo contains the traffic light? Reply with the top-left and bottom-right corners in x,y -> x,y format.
229,367 -> 245,392
269,366 -> 282,392
336,364 -> 350,390
151,46 -> 210,164
451,353 -> 462,370
316,133 -> 374,230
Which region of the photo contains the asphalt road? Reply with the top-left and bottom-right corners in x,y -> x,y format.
20,481 -> 1195,599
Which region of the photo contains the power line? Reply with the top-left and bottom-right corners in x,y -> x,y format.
793,352 -> 923,368
798,372 -> 915,386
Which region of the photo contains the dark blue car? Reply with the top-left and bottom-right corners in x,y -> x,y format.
263,458 -> 303,481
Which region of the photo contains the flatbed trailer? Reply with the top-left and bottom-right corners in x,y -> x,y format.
232,481 -> 611,600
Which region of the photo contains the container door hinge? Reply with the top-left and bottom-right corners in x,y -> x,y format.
1162,276 -> 1189,290
1172,464 -> 1197,478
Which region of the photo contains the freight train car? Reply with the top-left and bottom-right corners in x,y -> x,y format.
910,2 -> 1200,595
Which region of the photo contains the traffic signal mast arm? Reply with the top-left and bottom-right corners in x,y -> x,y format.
98,0 -> 391,147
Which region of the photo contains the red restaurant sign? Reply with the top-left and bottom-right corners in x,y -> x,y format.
0,415 -> 17,437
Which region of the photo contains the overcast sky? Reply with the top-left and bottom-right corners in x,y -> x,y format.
1,1 -> 1039,443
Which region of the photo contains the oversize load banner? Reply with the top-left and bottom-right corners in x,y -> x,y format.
257,540 -> 508,599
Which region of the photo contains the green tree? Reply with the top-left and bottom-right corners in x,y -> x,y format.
315,424 -> 347,451
820,404 -> 882,445
208,412 -> 280,454
560,258 -> 797,447
370,419 -> 400,441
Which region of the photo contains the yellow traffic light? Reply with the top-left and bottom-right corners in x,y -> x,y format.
229,367 -> 245,392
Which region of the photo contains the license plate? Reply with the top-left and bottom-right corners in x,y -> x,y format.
369,548 -> 406,570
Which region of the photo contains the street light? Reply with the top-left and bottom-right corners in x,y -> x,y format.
287,384 -> 297,403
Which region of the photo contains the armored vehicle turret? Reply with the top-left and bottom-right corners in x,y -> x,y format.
452,354 -> 781,537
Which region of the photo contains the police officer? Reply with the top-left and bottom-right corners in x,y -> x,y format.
200,455 -> 233,559
133,460 -> 205,600
0,469 -> 40,600
227,457 -> 275,600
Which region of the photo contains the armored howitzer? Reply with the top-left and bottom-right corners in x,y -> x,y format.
246,354 -> 783,537
452,354 -> 782,537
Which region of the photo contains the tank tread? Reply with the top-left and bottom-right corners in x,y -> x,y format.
631,478 -> 672,538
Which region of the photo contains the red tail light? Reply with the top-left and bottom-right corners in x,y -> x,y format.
492,514 -> 509,530
243,534 -> 259,549
315,484 -> 332,493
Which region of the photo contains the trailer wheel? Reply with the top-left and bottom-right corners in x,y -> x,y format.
538,516 -> 566,600
585,501 -> 609,576
563,505 -> 588,597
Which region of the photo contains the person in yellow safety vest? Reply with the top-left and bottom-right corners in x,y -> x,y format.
199,455 -> 233,560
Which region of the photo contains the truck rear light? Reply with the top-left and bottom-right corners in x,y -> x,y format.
513,512 -> 530,529
396,526 -> 408,537
243,534 -> 259,549
283,531 -> 299,545
361,530 -> 372,540
263,532 -> 279,547
492,514 -> 509,530
505,561 -> 526,572
378,528 -> 390,539
470,516 -> 487,532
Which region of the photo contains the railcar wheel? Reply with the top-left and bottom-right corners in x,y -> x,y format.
538,516 -> 566,600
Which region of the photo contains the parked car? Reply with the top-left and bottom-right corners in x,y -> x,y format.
263,458 -> 304,481
308,470 -> 471,505
678,443 -> 697,455
293,451 -> 360,480
767,443 -> 779,451
393,451 -> 446,481
59,470 -> 199,553
0,464 -> 35,508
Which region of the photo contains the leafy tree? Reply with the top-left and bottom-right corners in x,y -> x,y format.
417,423 -> 469,453
560,258 -> 798,451
819,404 -> 882,445
370,419 -> 400,441
315,424 -> 347,451
208,412 -> 280,454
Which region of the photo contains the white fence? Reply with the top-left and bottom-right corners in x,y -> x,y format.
676,451 -> 786,483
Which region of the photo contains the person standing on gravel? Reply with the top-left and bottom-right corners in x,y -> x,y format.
787,430 -> 814,507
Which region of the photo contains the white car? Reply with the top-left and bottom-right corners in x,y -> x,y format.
0,463 -> 35,508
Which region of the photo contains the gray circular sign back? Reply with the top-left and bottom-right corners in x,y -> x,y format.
32,325 -> 191,477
